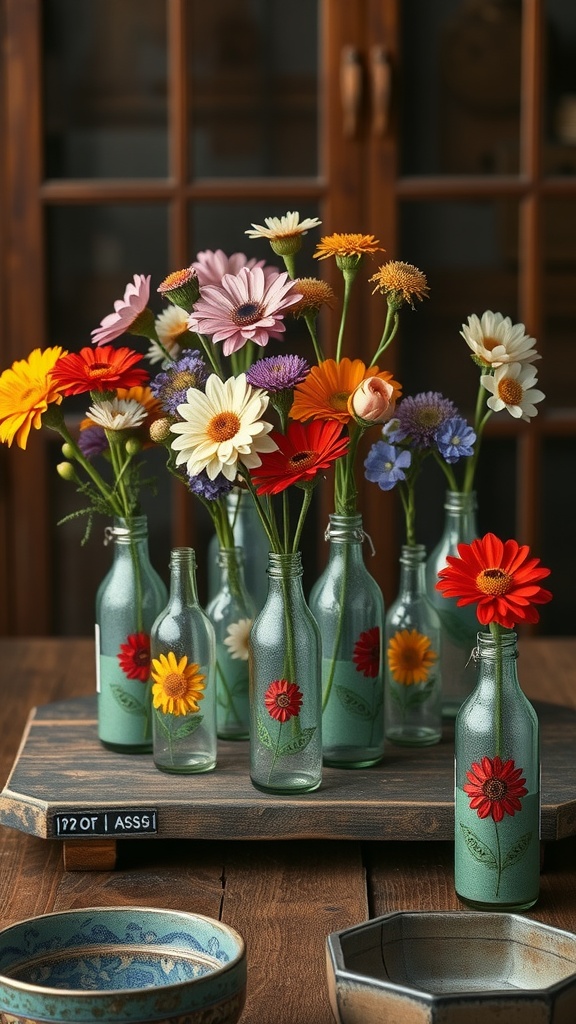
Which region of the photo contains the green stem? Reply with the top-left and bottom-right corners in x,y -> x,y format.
321,540 -> 349,713
490,620 -> 504,757
336,270 -> 355,362
463,380 -> 492,492
431,448 -> 459,491
494,817 -> 502,897
370,307 -> 400,367
216,658 -> 242,726
303,312 -> 325,363
292,485 -> 314,554
45,414 -> 124,516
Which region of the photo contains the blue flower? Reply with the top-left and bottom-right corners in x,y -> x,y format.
394,391 -> 458,449
150,350 -> 208,415
364,441 -> 411,491
246,354 -> 310,393
435,416 -> 476,464
187,469 -> 234,501
78,425 -> 108,459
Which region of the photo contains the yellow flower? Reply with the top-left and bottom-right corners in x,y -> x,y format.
151,651 -> 206,715
369,261 -> 429,309
387,628 -> 437,686
0,346 -> 67,449
291,358 -> 400,425
290,278 -> 337,317
314,233 -> 383,261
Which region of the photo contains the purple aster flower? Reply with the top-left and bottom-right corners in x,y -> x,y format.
187,468 -> 234,501
364,440 -> 412,491
78,424 -> 108,459
394,391 -> 458,449
150,350 -> 208,415
246,354 -> 310,393
435,416 -> 476,464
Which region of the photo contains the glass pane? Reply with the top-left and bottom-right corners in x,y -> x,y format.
398,199 -> 519,407
43,0 -> 168,178
542,197 -> 576,408
401,0 -> 522,175
188,0 -> 319,178
545,0 -> 576,169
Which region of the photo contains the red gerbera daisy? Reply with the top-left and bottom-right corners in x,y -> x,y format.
436,532 -> 551,629
264,679 -> 303,722
51,345 -> 149,396
251,420 -> 349,495
118,632 -> 151,682
352,626 -> 380,678
463,755 -> 527,822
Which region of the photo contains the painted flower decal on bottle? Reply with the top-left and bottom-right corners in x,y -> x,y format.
386,628 -> 437,716
352,627 -> 380,678
257,679 -> 316,782
151,651 -> 206,766
117,632 -> 151,682
264,679 -> 303,722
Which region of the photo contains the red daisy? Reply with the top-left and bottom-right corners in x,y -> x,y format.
352,627 -> 380,678
51,345 -> 149,396
463,755 -> 527,822
251,420 -> 349,495
264,679 -> 303,722
117,632 -> 151,682
436,532 -> 551,629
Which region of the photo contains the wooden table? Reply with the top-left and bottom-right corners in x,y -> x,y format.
1,637 -> 576,1024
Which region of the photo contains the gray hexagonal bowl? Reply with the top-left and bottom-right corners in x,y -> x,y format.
326,911 -> 576,1024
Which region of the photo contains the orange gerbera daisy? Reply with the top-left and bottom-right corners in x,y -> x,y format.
436,533 -> 552,629
251,420 -> 349,495
387,628 -> 437,686
291,358 -> 400,425
51,345 -> 149,396
0,346 -> 67,449
314,233 -> 383,261
463,755 -> 527,822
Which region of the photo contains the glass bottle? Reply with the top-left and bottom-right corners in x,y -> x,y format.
426,490 -> 479,718
309,514 -> 384,767
206,546 -> 255,740
384,544 -> 442,746
207,488 -> 268,612
455,630 -> 540,911
96,516 -> 167,753
249,551 -> 322,793
150,547 -> 217,773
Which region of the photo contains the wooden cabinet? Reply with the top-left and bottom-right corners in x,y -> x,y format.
1,0 -> 575,635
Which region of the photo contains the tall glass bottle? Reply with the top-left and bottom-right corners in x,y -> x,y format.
309,514 -> 384,767
249,551 -> 322,794
96,516 -> 167,753
206,546 -> 255,740
384,544 -> 442,746
150,547 -> 217,773
207,488 -> 268,612
455,630 -> 540,910
426,490 -> 479,717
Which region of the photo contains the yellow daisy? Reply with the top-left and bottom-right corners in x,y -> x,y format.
387,628 -> 437,686
370,261 -> 429,308
0,346 -> 67,449
291,358 -> 400,425
151,651 -> 206,716
314,233 -> 383,261
290,278 -> 337,317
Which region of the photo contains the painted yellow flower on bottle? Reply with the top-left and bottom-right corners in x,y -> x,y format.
151,651 -> 206,716
387,628 -> 437,686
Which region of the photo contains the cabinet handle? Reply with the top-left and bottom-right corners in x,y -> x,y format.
340,45 -> 363,138
370,45 -> 391,136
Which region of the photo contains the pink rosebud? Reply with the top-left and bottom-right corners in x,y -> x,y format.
348,375 -> 396,424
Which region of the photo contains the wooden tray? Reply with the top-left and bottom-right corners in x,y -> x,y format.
1,695 -> 576,870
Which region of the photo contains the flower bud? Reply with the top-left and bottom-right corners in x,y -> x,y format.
56,461 -> 77,482
149,416 -> 173,445
125,437 -> 142,456
61,442 -> 75,459
348,376 -> 396,425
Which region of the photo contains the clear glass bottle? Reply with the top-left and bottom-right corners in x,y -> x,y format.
249,551 -> 322,793
207,488 -> 269,612
206,546 -> 255,740
455,630 -> 540,911
426,490 -> 479,718
384,544 -> 442,746
150,547 -> 217,773
309,514 -> 384,767
96,516 -> 167,753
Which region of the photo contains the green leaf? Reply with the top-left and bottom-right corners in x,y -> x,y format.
335,685 -> 372,720
502,832 -> 533,871
173,714 -> 203,739
279,727 -> 316,757
459,824 -> 498,869
110,684 -> 146,716
257,714 -> 275,751
153,708 -> 172,737
404,678 -> 436,708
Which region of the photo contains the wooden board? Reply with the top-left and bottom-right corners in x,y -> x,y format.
1,695 -> 576,853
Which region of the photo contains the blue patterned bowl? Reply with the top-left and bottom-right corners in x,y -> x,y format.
0,906 -> 246,1024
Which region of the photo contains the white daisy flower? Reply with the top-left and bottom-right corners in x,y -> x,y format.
86,397 -> 148,431
480,362 -> 545,421
170,372 -> 278,481
148,306 -> 190,365
461,311 -> 540,368
223,617 -> 253,661
245,211 -> 322,240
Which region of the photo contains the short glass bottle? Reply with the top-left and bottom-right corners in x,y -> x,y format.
426,490 -> 479,718
249,551 -> 322,794
96,516 -> 167,753
150,547 -> 217,773
206,546 -> 255,740
309,514 -> 384,767
384,544 -> 442,746
455,630 -> 540,911
207,488 -> 268,612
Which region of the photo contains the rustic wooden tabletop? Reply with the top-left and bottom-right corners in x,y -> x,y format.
1,636 -> 576,1024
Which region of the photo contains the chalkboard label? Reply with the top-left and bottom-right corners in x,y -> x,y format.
53,809 -> 158,837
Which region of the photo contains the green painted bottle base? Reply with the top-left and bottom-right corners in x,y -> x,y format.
386,725 -> 442,747
455,891 -> 538,912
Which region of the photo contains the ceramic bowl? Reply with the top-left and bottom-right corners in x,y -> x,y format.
326,911 -> 576,1023
0,906 -> 246,1024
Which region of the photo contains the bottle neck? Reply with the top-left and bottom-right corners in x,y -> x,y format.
168,546 -> 199,605
442,490 -> 478,540
216,546 -> 247,592
105,516 -> 149,558
474,630 -> 520,692
398,544 -> 427,595
266,551 -> 304,590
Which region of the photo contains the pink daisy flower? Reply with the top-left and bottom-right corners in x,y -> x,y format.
187,266 -> 302,357
192,249 -> 275,288
91,274 -> 151,346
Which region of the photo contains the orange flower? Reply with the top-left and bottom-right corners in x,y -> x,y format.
0,346 -> 67,449
314,233 -> 383,261
291,358 -> 400,425
387,628 -> 437,686
51,346 -> 149,396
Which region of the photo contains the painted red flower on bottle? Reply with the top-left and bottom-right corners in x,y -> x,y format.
352,626 -> 380,678
264,679 -> 303,722
464,755 -> 527,822
118,632 -> 151,682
